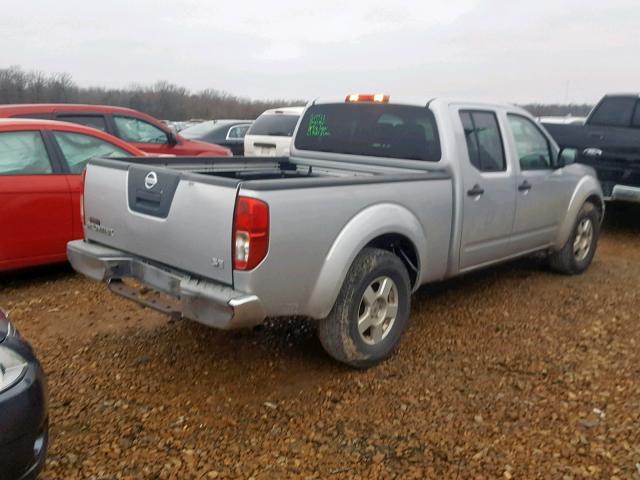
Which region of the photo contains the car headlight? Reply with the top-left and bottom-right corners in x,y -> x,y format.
0,346 -> 28,393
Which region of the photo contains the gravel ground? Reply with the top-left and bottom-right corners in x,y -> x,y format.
2,204 -> 639,480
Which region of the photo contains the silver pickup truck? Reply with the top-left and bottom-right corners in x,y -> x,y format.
68,96 -> 604,367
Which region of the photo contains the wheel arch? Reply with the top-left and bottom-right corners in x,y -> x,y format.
305,203 -> 427,319
554,176 -> 604,249
585,193 -> 605,222
364,233 -> 420,287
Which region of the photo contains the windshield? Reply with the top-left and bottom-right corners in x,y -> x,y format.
181,121 -> 225,140
294,103 -> 441,161
247,114 -> 299,137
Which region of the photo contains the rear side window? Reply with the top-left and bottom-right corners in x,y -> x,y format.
295,103 -> 441,161
53,131 -> 129,174
247,114 -> 299,137
0,131 -> 52,175
114,116 -> 168,144
57,114 -> 107,132
589,97 -> 636,127
460,111 -> 506,172
227,124 -> 251,139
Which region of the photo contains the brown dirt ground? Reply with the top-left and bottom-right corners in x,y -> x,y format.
1,204 -> 639,480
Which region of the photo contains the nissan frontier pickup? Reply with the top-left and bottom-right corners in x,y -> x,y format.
68,94 -> 604,367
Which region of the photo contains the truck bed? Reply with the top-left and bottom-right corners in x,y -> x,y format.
106,155 -> 438,181
83,156 -> 451,290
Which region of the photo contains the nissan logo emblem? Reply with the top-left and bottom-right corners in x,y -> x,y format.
144,171 -> 158,190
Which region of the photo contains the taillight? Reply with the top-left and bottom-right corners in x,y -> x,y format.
80,168 -> 87,235
233,196 -> 269,270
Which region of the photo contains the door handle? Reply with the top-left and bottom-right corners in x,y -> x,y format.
467,184 -> 485,197
518,180 -> 532,192
589,132 -> 605,140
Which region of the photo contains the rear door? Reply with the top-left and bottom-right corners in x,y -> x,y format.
83,161 -> 239,284
0,129 -> 72,269
48,129 -> 134,239
457,109 -> 517,271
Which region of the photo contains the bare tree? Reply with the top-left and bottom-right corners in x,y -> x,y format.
1,66 -> 591,120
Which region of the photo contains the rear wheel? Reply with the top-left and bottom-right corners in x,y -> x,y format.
549,202 -> 600,274
317,248 -> 411,368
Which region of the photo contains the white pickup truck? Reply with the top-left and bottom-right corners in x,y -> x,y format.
68,94 -> 604,367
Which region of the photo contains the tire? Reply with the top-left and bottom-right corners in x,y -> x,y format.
317,248 -> 411,368
549,202 -> 600,275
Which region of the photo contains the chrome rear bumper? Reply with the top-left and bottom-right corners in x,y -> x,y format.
67,240 -> 265,329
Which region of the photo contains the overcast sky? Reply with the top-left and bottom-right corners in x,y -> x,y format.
2,0 -> 639,104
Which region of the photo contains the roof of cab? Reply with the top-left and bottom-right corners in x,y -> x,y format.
311,96 -> 526,114
601,93 -> 640,98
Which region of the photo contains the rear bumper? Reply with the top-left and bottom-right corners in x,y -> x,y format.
67,240 -> 265,329
606,184 -> 640,203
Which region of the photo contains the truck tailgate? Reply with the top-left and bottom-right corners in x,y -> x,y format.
83,161 -> 238,285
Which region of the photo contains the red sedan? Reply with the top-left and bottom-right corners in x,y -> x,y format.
0,119 -> 145,272
0,104 -> 231,157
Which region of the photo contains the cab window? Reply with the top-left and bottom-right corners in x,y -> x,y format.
53,131 -> 129,174
0,131 -> 53,175
113,116 -> 167,144
589,96 -> 636,127
56,114 -> 107,132
295,103 -> 441,161
507,114 -> 552,170
460,111 -> 506,172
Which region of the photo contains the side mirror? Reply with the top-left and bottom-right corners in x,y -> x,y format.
167,130 -> 178,146
582,147 -> 603,159
557,147 -> 578,168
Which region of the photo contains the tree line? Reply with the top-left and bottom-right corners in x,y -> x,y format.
1,66 -> 593,120
0,66 -> 304,120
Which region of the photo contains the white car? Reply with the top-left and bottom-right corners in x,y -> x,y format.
244,106 -> 304,157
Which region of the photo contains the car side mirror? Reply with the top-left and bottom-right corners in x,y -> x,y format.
582,147 -> 603,159
167,130 -> 178,146
557,147 -> 578,168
